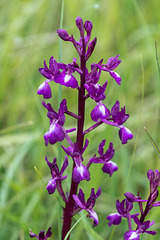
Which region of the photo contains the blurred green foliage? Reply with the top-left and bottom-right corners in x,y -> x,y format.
0,0 -> 160,239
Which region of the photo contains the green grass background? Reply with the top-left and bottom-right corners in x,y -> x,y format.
1,0 -> 160,239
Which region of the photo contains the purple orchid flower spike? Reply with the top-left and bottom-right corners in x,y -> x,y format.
36,16 -> 135,239
73,187 -> 101,227
30,227 -> 52,240
95,55 -> 121,85
42,99 -> 67,146
90,140 -> 118,176
45,156 -> 68,199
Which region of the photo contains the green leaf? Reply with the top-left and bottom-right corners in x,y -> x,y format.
144,127 -> 160,158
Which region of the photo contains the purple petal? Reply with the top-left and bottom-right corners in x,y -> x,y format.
106,55 -> 121,70
72,194 -> 85,209
72,164 -> 90,183
109,71 -> 121,85
111,101 -> 129,125
81,139 -> 89,154
46,178 -> 56,194
124,192 -> 147,203
39,68 -> 53,79
45,156 -> 56,169
91,103 -> 110,122
84,82 -> 107,102
59,99 -> 67,116
107,213 -> 122,226
78,188 -> 85,205
44,123 -> 65,146
55,73 -> 78,88
111,100 -> 120,117
88,188 -> 96,203
60,156 -> 68,176
95,187 -> 101,198
103,142 -> 115,161
119,126 -> 133,144
145,230 -> 157,235
45,227 -> 52,238
29,231 -> 38,238
88,209 -> 99,227
124,231 -> 140,240
39,231 -> 46,240
37,81 -> 52,99
49,56 -> 57,74
61,145 -> 74,156
85,37 -> 97,60
102,160 -> 118,176
89,157 -> 104,164
98,139 -> 106,156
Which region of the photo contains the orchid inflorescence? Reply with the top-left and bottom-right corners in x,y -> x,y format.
107,169 -> 160,239
29,16 -> 160,240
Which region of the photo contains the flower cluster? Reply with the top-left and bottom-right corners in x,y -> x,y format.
31,16 -> 133,239
107,169 -> 160,239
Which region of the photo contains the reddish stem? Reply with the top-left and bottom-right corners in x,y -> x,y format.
62,45 -> 86,239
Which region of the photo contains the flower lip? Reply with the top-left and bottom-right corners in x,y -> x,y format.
37,81 -> 52,99
107,213 -> 122,226
119,126 -> 133,144
91,102 -> 111,122
72,152 -> 90,183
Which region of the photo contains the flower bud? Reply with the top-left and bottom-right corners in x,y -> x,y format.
75,16 -> 84,37
85,37 -> 97,60
84,20 -> 93,33
57,29 -> 71,41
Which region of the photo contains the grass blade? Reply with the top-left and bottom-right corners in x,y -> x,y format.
144,126 -> 160,158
